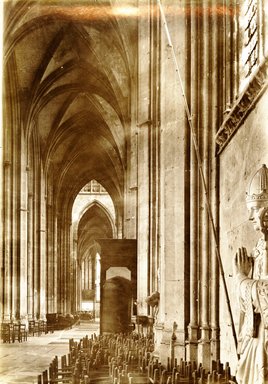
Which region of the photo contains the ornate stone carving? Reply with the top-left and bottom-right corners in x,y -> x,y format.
145,291 -> 160,307
145,291 -> 160,318
215,57 -> 268,154
246,164 -> 268,207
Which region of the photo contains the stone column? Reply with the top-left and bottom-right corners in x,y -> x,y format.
148,1 -> 161,298
0,109 -> 3,320
81,259 -> 85,291
62,219 -> 68,314
39,171 -> 47,320
27,190 -> 34,319
65,221 -> 71,314
53,215 -> 58,312
57,216 -> 63,313
155,0 -> 187,362
186,0 -> 199,362
46,187 -> 54,313
77,263 -> 81,311
69,223 -> 76,313
210,0 -> 220,362
197,0 -> 211,368
33,175 -> 40,319
136,0 -> 150,316
11,151 -> 18,321
3,160 -> 12,321
19,151 -> 28,319
87,257 -> 91,290
125,130 -> 138,240
72,236 -> 78,312
26,156 -> 34,319
91,253 -> 95,291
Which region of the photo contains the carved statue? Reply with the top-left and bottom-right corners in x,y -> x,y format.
233,164 -> 268,384
145,291 -> 160,318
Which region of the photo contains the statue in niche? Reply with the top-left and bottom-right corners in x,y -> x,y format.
233,164 -> 268,384
146,291 -> 160,319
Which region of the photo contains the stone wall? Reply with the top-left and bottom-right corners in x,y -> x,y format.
218,88 -> 268,372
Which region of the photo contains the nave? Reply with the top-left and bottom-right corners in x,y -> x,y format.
1,1 -> 268,382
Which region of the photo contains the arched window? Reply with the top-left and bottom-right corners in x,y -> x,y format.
81,180 -> 108,194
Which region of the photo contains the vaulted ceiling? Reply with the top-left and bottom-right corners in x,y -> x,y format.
4,0 -> 138,221
78,202 -> 114,262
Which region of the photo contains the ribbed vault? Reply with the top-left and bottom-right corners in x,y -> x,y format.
78,202 -> 114,263
4,0 -> 137,221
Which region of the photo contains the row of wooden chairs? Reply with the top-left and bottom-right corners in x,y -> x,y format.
106,336 -> 237,384
28,319 -> 54,336
146,357 -> 236,384
37,332 -> 154,384
1,319 -> 55,343
1,323 -> 27,343
37,331 -> 237,384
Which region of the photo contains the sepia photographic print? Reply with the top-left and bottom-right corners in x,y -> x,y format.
0,0 -> 268,383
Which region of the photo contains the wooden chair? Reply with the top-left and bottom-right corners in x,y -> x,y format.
29,320 -> 41,336
1,323 -> 13,343
39,320 -> 48,334
20,323 -> 28,341
12,323 -> 28,342
12,323 -> 21,342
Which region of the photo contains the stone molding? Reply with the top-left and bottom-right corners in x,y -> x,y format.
215,57 -> 268,155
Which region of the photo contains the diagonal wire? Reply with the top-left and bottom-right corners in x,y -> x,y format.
157,0 -> 238,351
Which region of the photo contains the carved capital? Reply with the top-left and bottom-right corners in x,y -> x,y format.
216,57 -> 268,154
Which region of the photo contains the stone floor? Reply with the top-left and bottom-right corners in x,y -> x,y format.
0,321 -> 100,384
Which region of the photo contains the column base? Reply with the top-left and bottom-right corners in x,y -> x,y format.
186,323 -> 199,362
154,322 -> 186,367
3,314 -> 11,322
197,327 -> 211,371
210,326 -> 220,362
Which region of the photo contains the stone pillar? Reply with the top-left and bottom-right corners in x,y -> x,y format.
27,190 -> 34,319
0,108 -> 3,321
61,219 -> 68,314
136,0 -> 150,316
39,171 -> 47,320
91,253 -> 95,290
69,223 -> 75,314
125,133 -> 138,241
19,152 -> 28,319
46,187 -> 54,313
11,152 -> 18,321
88,256 -> 91,290
81,259 -> 85,290
3,160 -> 12,321
72,236 -> 78,312
53,215 -> 58,312
197,0 -> 211,368
210,1 -> 220,362
77,263 -> 81,311
183,0 -> 222,369
57,216 -> 63,313
148,0 -> 161,298
210,160 -> 220,361
186,0 -> 199,362
155,0 -> 187,363
65,221 -> 71,314
33,175 -> 40,319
